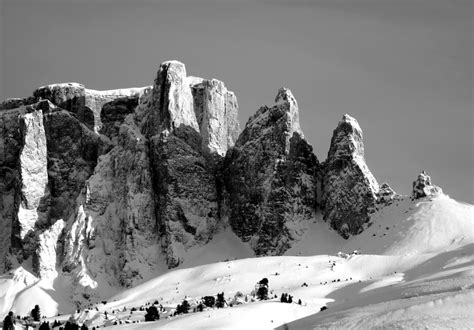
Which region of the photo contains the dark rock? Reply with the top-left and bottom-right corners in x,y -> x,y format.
322,114 -> 379,238
224,88 -> 319,255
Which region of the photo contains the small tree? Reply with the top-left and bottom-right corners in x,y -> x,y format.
202,296 -> 215,308
197,303 -> 204,312
2,311 -> 15,330
31,305 -> 41,321
256,278 -> 269,300
288,295 -> 293,304
181,299 -> 190,314
258,278 -> 269,287
39,321 -> 51,330
64,321 -> 80,330
280,293 -> 287,303
257,286 -> 268,300
298,299 -> 302,305
216,292 -> 226,308
176,299 -> 190,314
144,305 -> 160,321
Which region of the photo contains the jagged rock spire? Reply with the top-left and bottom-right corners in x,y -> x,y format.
323,114 -> 379,238
327,114 -> 364,160
237,87 -> 303,152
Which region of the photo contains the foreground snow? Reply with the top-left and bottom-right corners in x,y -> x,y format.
1,194 -> 473,329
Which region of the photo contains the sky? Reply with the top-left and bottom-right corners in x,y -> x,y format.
1,0 -> 472,202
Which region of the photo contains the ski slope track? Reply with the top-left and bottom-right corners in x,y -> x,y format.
1,193 -> 473,329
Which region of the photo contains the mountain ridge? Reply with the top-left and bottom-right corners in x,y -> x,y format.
0,60 -> 469,317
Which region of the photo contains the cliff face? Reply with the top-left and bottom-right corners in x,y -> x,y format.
0,99 -> 106,277
224,88 -> 319,255
145,61 -> 239,268
1,59 -> 430,306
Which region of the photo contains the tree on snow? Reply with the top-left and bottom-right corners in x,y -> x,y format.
256,278 -> 269,300
216,292 -> 226,308
39,321 -> 51,330
202,296 -> 216,308
31,304 -> 41,321
176,299 -> 191,314
2,311 -> 15,330
64,321 -> 80,330
145,305 -> 160,321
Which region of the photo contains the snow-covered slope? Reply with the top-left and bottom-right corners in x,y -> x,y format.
343,193 -> 474,255
2,193 -> 471,329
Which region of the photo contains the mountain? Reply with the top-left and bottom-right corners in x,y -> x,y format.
0,60 -> 473,328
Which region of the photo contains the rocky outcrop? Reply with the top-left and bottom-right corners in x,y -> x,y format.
376,183 -> 402,206
62,115 -> 158,289
1,106 -> 27,272
412,171 -> 442,199
0,98 -> 105,273
145,61 -> 199,136
14,105 -> 50,260
34,83 -> 149,133
99,96 -> 140,144
41,101 -> 106,224
0,97 -> 36,111
33,219 -> 65,278
191,79 -> 240,157
56,60 -> 240,292
322,114 -> 379,238
224,88 -> 319,255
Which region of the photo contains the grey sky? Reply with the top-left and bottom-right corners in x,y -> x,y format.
1,0 -> 472,202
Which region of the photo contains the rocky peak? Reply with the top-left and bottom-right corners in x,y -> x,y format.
190,78 -> 240,156
147,60 -> 199,136
237,88 -> 303,154
376,183 -> 402,206
412,171 -> 442,199
327,114 -> 364,160
323,114 -> 379,238
224,89 -> 319,255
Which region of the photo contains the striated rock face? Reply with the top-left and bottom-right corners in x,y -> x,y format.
322,114 -> 379,238
145,61 -> 240,267
1,106 -> 28,272
412,171 -> 442,199
34,219 -> 65,279
224,88 -> 319,255
0,98 -> 105,273
145,61 -> 199,136
191,79 -> 240,157
99,96 -> 139,144
63,113 -> 158,289
15,105 -> 50,261
54,61 -> 240,291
